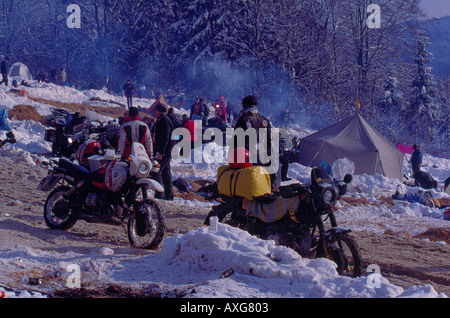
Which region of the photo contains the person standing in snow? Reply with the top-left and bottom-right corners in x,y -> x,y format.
410,144 -> 423,174
122,79 -> 135,109
49,67 -> 56,83
152,103 -> 174,201
0,56 -> 9,87
37,70 -> 46,83
60,68 -> 67,86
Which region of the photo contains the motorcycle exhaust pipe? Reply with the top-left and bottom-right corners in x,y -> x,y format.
63,181 -> 84,199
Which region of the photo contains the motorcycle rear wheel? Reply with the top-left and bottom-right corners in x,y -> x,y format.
43,186 -> 78,230
128,199 -> 166,250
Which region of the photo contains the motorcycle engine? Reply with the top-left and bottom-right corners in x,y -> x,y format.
85,192 -> 115,217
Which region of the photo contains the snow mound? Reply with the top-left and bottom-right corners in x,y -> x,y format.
142,224 -> 446,298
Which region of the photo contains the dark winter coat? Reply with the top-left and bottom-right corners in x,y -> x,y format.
168,113 -> 182,128
190,102 -> 209,119
122,83 -> 135,97
1,60 -> 8,75
410,149 -> 422,173
153,114 -> 174,158
234,106 -> 272,158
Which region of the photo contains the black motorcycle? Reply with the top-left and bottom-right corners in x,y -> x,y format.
44,109 -> 92,157
205,167 -> 362,277
38,142 -> 166,249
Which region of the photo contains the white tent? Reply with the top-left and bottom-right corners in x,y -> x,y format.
8,62 -> 33,81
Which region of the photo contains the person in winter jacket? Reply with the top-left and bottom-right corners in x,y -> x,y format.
392,190 -> 444,208
152,103 -> 174,201
410,144 -> 422,173
190,97 -> 209,125
234,95 -> 277,185
167,107 -> 182,128
99,120 -> 120,149
207,111 -> 227,146
49,67 -> 56,83
118,107 -> 153,158
234,95 -> 272,164
37,70 -> 46,83
60,68 -> 67,86
0,56 -> 9,86
122,79 -> 135,109
214,96 -> 227,123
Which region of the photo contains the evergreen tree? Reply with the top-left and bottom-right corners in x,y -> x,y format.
376,70 -> 404,143
379,70 -> 404,111
407,29 -> 439,144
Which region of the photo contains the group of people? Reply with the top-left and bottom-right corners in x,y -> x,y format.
391,143 -> 450,209
107,94 -> 288,200
37,67 -> 67,85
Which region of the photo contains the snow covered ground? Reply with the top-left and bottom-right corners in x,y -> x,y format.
0,82 -> 449,299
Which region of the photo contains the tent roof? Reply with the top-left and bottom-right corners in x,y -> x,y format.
144,94 -> 168,117
298,113 -> 404,180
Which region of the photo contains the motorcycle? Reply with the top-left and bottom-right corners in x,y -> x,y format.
38,142 -> 166,249
205,167 -> 362,277
44,109 -> 104,158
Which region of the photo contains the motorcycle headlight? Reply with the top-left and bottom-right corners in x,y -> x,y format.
322,187 -> 336,206
139,161 -> 149,173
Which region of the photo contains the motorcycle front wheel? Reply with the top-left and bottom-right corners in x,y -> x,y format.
319,233 -> 363,278
128,199 -> 166,249
43,186 -> 78,230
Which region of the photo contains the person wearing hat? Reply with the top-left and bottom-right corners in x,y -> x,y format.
122,79 -> 135,109
118,106 -> 153,158
152,103 -> 174,201
0,56 -> 9,87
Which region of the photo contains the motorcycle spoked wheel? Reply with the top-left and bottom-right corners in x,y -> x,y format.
127,199 -> 166,250
43,186 -> 78,230
319,233 -> 362,278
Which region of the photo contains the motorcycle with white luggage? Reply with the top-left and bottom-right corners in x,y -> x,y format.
38,142 -> 166,249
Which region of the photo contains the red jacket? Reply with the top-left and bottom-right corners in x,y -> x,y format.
118,117 -> 153,157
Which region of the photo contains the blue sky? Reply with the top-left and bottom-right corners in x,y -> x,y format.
420,0 -> 450,18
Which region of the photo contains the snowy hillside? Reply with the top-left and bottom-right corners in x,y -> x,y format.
0,82 -> 449,299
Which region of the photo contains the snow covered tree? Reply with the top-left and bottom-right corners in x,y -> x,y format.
406,29 -> 440,144
374,70 -> 405,143
379,70 -> 404,111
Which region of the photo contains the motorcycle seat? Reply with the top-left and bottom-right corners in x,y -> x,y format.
58,158 -> 92,180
